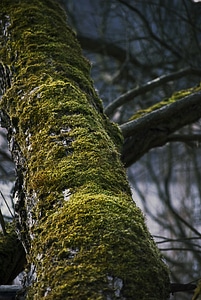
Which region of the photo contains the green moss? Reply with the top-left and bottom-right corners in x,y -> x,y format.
1,0 -> 169,299
130,83 -> 201,121
29,189 -> 169,299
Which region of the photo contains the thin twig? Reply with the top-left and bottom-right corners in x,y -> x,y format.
0,207 -> 6,235
0,190 -> 14,218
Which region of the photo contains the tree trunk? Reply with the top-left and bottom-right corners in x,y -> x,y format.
0,0 -> 169,299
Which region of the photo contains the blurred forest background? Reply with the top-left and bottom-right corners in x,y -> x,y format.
0,1 -> 201,298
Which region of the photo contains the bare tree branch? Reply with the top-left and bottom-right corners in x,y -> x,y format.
160,247 -> 201,252
77,35 -> 146,68
121,91 -> 201,167
166,133 -> 201,147
118,0 -> 184,59
104,67 -> 201,117
154,236 -> 201,244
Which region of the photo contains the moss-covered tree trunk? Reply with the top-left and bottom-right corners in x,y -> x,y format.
0,0 -> 169,299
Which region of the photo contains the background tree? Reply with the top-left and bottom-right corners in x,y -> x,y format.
0,0 -> 201,299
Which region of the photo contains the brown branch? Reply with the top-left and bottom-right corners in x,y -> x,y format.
104,67 -> 201,116
120,91 -> 201,167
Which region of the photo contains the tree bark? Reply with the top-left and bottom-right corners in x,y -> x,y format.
0,0 -> 169,299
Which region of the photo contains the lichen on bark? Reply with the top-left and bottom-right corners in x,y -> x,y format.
0,0 -> 169,299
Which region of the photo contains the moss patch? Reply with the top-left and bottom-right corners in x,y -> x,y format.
29,189 -> 169,299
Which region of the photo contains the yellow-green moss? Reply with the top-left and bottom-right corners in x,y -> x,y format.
130,83 -> 201,121
1,0 -> 169,299
29,189 -> 169,299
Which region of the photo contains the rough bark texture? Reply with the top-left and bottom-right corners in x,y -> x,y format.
0,0 -> 169,299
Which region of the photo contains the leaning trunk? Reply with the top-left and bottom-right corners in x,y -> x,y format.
0,0 -> 169,299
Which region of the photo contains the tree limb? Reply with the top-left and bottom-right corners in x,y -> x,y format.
77,35 -> 146,68
104,67 -> 201,117
121,91 -> 201,167
166,133 -> 201,147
